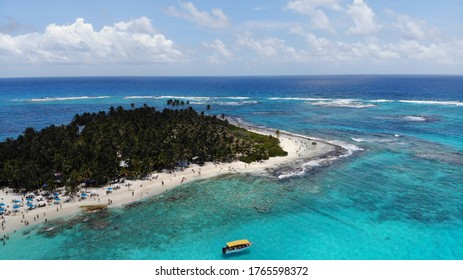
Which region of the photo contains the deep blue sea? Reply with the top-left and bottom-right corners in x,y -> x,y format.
0,76 -> 462,259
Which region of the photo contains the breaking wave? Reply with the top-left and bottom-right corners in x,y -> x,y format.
124,95 -> 250,101
399,100 -> 463,106
307,100 -> 376,108
216,101 -> 258,106
269,97 -> 463,107
13,96 -> 111,102
404,115 -> 427,122
124,95 -> 211,101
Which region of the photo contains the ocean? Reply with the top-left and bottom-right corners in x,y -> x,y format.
0,75 -> 462,259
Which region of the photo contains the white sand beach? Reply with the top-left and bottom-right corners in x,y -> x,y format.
0,125 -> 340,235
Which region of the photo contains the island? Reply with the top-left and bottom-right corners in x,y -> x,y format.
0,104 -> 341,234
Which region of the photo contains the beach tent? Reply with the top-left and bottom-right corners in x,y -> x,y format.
12,204 -> 21,212
25,193 -> 35,198
37,201 -> 47,207
26,197 -> 34,202
27,202 -> 36,209
35,195 -> 44,201
81,193 -> 88,199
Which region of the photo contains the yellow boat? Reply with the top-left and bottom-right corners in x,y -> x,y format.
222,239 -> 252,254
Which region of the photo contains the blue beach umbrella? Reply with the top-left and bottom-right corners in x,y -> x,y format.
81,193 -> 88,198
53,192 -> 60,197
12,198 -> 21,203
0,202 -> 5,207
26,197 -> 33,201
54,197 -> 61,201
13,204 -> 20,209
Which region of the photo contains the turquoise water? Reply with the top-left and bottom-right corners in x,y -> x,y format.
0,76 -> 462,259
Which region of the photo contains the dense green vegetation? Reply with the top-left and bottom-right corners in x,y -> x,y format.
0,105 -> 286,193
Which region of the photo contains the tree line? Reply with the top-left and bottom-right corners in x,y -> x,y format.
0,105 -> 286,194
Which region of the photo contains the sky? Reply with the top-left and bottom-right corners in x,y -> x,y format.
0,0 -> 462,77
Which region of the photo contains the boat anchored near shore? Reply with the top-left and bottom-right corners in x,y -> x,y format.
222,239 -> 253,254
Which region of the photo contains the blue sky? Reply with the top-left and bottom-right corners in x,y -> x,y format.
0,0 -> 462,77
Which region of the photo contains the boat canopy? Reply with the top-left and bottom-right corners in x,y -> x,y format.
226,239 -> 251,247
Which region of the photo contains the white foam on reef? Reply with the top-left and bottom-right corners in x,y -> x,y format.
124,95 -> 211,101
404,115 -> 427,122
223,96 -> 250,100
124,95 -> 251,101
351,137 -> 396,143
270,97 -> 376,108
277,136 -> 364,179
369,99 -> 394,103
270,97 -> 463,107
399,100 -> 463,106
268,97 -> 331,101
278,140 -> 363,179
307,99 -> 376,108
216,101 -> 258,106
24,96 -> 110,102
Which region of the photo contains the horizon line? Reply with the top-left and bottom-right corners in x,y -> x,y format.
1,74 -> 462,79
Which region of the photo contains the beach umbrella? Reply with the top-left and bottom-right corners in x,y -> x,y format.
53,192 -> 60,197
27,202 -> 36,209
81,193 -> 88,198
26,197 -> 34,201
0,202 -> 5,207
12,198 -> 21,203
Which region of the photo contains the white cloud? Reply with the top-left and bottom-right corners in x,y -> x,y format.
167,2 -> 229,29
203,39 -> 233,64
287,0 -> 341,32
386,10 -> 435,41
237,36 -> 292,57
0,17 -> 183,65
237,29 -> 463,69
346,0 -> 379,35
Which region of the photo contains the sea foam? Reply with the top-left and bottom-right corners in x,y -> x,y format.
399,100 -> 463,106
17,96 -> 111,102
